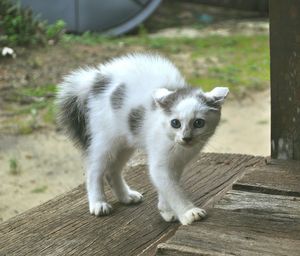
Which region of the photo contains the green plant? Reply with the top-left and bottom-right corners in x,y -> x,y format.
46,20 -> 66,43
31,185 -> 48,193
138,24 -> 148,38
0,0 -> 65,46
9,157 -> 21,175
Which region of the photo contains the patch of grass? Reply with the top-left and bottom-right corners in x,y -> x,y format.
42,102 -> 56,124
64,34 -> 269,93
31,185 -> 47,193
188,35 -> 270,92
257,119 -> 269,125
63,32 -> 112,45
1,84 -> 57,134
18,121 -> 35,134
9,157 -> 21,175
14,101 -> 49,115
1,116 -> 38,134
20,84 -> 56,98
13,84 -> 56,119
5,84 -> 56,115
13,109 -> 39,134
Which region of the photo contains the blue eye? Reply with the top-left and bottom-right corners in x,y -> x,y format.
171,119 -> 181,129
193,119 -> 205,128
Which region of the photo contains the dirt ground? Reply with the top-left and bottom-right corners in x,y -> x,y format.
0,2 -> 270,222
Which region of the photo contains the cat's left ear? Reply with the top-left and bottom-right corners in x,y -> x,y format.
204,87 -> 229,107
152,88 -> 174,109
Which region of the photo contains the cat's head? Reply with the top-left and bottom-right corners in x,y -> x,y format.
153,87 -> 229,147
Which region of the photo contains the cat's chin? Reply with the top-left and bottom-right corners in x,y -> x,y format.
177,141 -> 194,148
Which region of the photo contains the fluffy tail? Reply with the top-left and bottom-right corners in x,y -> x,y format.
56,67 -> 97,149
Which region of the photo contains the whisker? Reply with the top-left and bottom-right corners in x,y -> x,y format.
203,142 -> 221,152
201,132 -> 215,137
168,144 -> 176,154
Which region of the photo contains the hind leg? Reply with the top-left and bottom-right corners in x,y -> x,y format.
86,135 -> 116,216
106,148 -> 143,205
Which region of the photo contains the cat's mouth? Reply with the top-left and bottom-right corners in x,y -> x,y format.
178,140 -> 194,148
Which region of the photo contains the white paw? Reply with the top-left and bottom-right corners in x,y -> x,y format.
159,209 -> 178,222
89,201 -> 112,216
179,207 -> 207,225
120,190 -> 143,204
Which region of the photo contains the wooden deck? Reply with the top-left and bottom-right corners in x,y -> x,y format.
157,158 -> 300,256
0,153 -> 299,255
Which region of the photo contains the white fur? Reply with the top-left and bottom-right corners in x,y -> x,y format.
153,88 -> 174,100
57,53 -> 228,225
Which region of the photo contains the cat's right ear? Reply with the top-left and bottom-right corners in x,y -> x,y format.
204,87 -> 229,108
152,88 -> 174,110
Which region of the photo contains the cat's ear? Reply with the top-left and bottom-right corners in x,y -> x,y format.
152,88 -> 175,110
204,87 -> 229,108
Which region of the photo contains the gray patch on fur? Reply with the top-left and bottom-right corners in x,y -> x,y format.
183,129 -> 192,139
204,98 -> 222,109
92,74 -> 110,95
57,96 -> 90,150
111,84 -> 126,110
196,93 -> 222,110
158,87 -> 198,114
128,106 -> 146,135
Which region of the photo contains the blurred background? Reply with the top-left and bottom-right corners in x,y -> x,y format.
0,0 -> 270,222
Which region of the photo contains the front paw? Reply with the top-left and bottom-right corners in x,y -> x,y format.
159,209 -> 178,222
119,190 -> 143,205
89,201 -> 112,216
179,207 -> 207,225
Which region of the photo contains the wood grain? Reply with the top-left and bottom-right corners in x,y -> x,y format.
158,158 -> 300,256
216,190 -> 300,219
157,206 -> 300,256
233,158 -> 300,196
0,153 -> 261,256
270,0 -> 300,160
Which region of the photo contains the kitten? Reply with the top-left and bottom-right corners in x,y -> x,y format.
56,53 -> 228,225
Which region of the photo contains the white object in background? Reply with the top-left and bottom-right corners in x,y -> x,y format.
2,47 -> 16,58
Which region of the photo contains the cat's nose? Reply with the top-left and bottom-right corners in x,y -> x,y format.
182,137 -> 192,143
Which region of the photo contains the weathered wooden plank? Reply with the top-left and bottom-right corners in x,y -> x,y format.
157,156 -> 300,255
184,153 -> 263,207
157,208 -> 300,256
0,153 -> 261,256
233,158 -> 300,196
270,0 -> 300,160
215,190 -> 300,219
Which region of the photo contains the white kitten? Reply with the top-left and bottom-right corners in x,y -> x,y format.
56,53 -> 228,225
